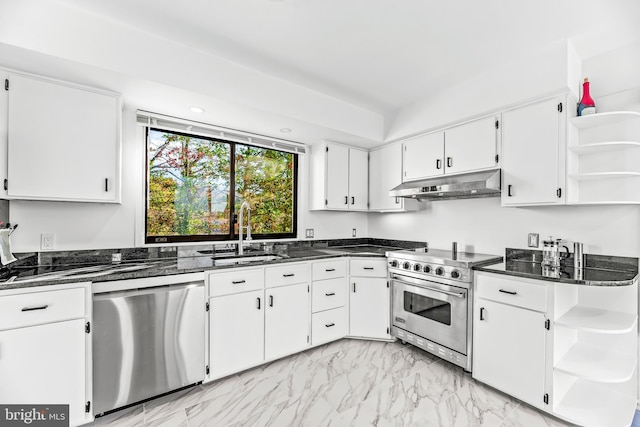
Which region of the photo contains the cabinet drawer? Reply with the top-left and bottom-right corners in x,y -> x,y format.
350,258 -> 387,277
475,273 -> 547,312
312,278 -> 347,313
208,268 -> 264,297
265,262 -> 309,288
312,259 -> 347,281
312,307 -> 347,345
0,288 -> 86,330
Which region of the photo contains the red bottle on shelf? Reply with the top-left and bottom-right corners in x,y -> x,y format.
577,77 -> 596,116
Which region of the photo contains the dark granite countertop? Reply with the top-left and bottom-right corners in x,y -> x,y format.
0,239 -> 418,291
474,248 -> 638,287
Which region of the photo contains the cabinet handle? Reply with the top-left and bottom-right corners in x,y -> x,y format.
353,282 -> 356,293
363,267 -> 374,270
325,292 -> 335,296
232,280 -> 246,284
105,178 -> 109,192
283,273 -> 295,277
395,196 -> 400,204
256,297 -> 261,310
436,159 -> 442,170
325,323 -> 335,328
351,197 -> 355,205
479,307 -> 485,321
344,196 -> 348,205
269,295 -> 273,307
507,185 -> 513,197
325,268 -> 335,272
446,157 -> 453,168
21,304 -> 48,312
499,289 -> 517,295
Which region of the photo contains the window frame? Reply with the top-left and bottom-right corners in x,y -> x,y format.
144,127 -> 298,244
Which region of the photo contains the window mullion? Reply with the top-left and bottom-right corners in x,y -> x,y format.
229,142 -> 237,241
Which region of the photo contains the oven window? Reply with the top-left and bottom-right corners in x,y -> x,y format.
403,291 -> 451,325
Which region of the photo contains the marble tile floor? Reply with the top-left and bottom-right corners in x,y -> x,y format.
91,339 -> 576,427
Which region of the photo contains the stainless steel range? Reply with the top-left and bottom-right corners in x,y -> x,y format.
386,246 -> 501,371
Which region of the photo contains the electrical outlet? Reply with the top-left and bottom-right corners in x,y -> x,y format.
352,228 -> 357,237
528,233 -> 539,248
305,228 -> 314,238
41,233 -> 55,250
112,253 -> 122,263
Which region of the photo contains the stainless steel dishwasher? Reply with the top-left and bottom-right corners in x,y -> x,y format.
92,275 -> 205,415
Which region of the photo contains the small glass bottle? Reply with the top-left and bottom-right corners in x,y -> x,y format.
577,77 -> 596,116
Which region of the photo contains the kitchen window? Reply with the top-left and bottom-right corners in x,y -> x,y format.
145,127 -> 298,243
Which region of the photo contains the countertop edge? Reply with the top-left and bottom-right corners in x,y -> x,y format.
473,264 -> 638,287
0,251 -> 386,291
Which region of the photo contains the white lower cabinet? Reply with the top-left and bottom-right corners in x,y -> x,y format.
473,298 -> 547,408
207,263 -> 311,381
265,283 -> 310,360
209,289 -> 265,379
0,284 -> 91,427
311,259 -> 348,346
312,307 -> 348,344
474,271 -> 638,427
348,258 -> 391,340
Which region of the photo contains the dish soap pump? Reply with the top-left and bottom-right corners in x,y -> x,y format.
578,77 -> 596,116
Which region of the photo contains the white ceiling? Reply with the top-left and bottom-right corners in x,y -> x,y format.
53,0 -> 640,115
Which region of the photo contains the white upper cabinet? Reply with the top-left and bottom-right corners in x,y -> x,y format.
5,72 -> 121,203
369,144 -> 418,212
324,143 -> 350,209
445,116 -> 499,174
402,116 -> 499,182
348,147 -> 369,210
502,96 -> 569,206
403,131 -> 444,181
310,141 -> 368,211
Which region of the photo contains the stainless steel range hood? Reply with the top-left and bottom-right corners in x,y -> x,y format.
389,169 -> 501,201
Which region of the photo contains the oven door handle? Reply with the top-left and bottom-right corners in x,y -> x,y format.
391,277 -> 466,298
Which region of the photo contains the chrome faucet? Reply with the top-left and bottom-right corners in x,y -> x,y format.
238,201 -> 252,255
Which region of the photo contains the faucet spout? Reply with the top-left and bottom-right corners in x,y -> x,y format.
238,201 -> 252,255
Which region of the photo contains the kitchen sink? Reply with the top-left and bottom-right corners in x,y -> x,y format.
213,254 -> 285,266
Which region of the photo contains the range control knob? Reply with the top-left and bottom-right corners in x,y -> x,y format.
435,267 -> 445,276
423,265 -> 432,273
389,260 -> 399,268
413,263 -> 422,272
402,262 -> 411,270
451,269 -> 461,279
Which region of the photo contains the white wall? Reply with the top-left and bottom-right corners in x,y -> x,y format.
385,39 -> 581,142
369,198 -> 639,256
369,41 -> 640,258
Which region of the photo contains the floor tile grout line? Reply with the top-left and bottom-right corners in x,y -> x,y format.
496,401 -> 522,427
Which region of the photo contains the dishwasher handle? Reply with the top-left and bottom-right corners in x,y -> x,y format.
93,281 -> 204,299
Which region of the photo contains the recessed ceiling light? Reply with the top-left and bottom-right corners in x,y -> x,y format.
190,106 -> 205,113
280,128 -> 292,133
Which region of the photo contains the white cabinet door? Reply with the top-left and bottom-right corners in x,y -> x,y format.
0,319 -> 87,426
325,143 -> 350,209
6,73 -> 121,203
265,283 -> 310,360
369,144 -> 403,211
209,290 -> 264,379
445,116 -> 498,174
349,277 -> 390,339
348,148 -> 368,210
502,97 -> 565,206
403,132 -> 444,181
473,298 -> 546,409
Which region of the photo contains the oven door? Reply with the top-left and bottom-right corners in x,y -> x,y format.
391,275 -> 468,354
